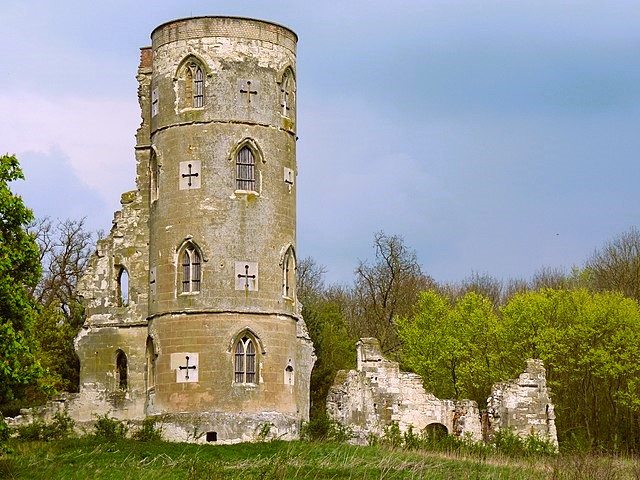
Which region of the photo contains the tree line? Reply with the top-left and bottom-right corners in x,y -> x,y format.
300,231 -> 640,452
3,153 -> 640,451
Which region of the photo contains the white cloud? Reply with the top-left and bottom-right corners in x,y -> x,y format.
0,91 -> 139,210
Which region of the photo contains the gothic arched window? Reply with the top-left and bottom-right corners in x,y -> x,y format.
180,243 -> 202,293
234,336 -> 257,384
282,246 -> 296,299
192,64 -> 204,108
116,349 -> 128,390
236,146 -> 255,191
117,267 -> 129,306
280,70 -> 295,118
176,57 -> 207,110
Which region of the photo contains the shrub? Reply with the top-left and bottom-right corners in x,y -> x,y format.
301,411 -> 352,443
93,415 -> 128,440
132,417 -> 162,442
381,422 -> 403,448
0,414 -> 10,442
15,410 -> 74,441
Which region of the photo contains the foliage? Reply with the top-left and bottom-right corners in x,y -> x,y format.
0,154 -> 44,404
399,285 -> 640,452
500,288 -> 640,451
0,414 -> 9,443
397,290 -> 504,405
132,417 -> 162,442
297,257 -> 356,422
93,415 -> 128,440
15,410 -> 75,441
26,217 -> 93,396
301,410 -> 353,442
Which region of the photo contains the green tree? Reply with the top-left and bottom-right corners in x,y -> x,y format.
26,217 -> 93,393
500,288 -> 640,451
297,257 -> 355,415
397,290 -> 503,405
0,154 -> 44,403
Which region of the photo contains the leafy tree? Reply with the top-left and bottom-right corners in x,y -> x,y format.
500,288 -> 640,451
297,257 -> 355,416
397,290 -> 503,405
0,154 -> 44,403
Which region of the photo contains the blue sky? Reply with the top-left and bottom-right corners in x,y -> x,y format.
1,0 -> 639,284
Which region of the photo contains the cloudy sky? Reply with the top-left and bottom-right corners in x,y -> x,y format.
1,1 -> 638,285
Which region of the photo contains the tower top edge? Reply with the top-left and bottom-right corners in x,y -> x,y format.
151,16 -> 298,44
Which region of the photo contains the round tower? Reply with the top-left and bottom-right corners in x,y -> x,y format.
144,16 -> 313,443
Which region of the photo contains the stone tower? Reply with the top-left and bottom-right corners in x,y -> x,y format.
73,16 -> 314,443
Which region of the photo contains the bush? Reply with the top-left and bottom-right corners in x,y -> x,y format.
381,422 -> 403,448
132,417 -> 162,442
14,410 -> 74,441
0,414 -> 10,442
301,411 -> 352,442
93,415 -> 128,440
491,429 -> 556,457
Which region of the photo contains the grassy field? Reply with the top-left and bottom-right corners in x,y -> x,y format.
2,437 -> 640,480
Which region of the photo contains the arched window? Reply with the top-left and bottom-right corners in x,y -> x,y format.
193,65 -> 204,108
117,267 -> 129,306
146,337 -> 156,391
177,57 -> 206,110
234,336 -> 257,384
280,70 -> 295,117
282,246 -> 296,299
116,349 -> 128,390
180,243 -> 202,293
235,146 -> 255,191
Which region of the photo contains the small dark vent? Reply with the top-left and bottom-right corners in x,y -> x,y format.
206,431 -> 217,442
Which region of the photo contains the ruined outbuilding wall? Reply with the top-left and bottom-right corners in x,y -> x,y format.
327,338 -> 482,443
485,359 -> 558,445
327,338 -> 557,446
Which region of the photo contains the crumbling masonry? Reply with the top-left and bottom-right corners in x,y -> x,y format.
327,338 -> 557,445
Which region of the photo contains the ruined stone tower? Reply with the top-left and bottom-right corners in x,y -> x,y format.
73,16 -> 314,443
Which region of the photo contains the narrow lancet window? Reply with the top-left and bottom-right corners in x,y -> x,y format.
193,66 -> 204,107
180,243 -> 202,293
116,350 -> 128,390
117,267 -> 129,306
282,247 -> 296,299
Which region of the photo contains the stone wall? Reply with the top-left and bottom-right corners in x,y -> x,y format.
327,338 -> 482,443
327,338 -> 557,446
485,359 -> 558,445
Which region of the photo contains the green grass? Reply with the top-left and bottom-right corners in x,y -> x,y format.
1,438 -> 640,479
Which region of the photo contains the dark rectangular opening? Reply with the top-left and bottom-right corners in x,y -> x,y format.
206,431 -> 217,442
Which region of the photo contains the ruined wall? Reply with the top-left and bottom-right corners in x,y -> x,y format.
485,359 -> 558,445
327,338 -> 557,446
327,338 -> 482,443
